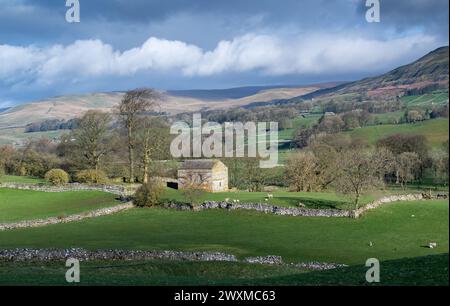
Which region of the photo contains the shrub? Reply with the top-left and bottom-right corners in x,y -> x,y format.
75,169 -> 108,184
133,179 -> 165,207
44,169 -> 69,186
181,185 -> 205,206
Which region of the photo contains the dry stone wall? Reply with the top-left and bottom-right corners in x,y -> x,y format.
0,203 -> 133,231
0,248 -> 346,270
165,193 -> 446,218
0,182 -> 133,198
164,201 -> 352,217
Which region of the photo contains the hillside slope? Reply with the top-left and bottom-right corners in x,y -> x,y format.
299,46 -> 449,100
0,86 -> 321,129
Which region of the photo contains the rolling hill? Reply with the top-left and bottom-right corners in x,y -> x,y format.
1,47 -> 448,146
0,85 -> 323,130
297,46 -> 449,100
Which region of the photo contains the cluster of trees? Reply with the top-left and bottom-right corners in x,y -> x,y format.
195,106 -> 299,127
404,84 -> 446,96
292,111 -> 372,148
0,139 -> 60,178
320,98 -> 404,114
286,133 -> 449,207
0,89 -> 172,185
401,105 -> 449,123
293,104 -> 449,149
25,118 -> 80,133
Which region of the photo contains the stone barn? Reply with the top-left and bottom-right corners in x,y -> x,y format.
178,159 -> 228,192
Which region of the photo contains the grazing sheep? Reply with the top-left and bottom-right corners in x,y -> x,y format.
267,194 -> 274,199
428,242 -> 437,249
225,198 -> 230,202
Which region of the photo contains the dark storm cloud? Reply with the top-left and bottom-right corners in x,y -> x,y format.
356,0 -> 449,38
0,0 -> 448,106
1,0 -> 448,48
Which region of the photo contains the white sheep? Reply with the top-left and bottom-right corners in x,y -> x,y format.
267,193 -> 274,199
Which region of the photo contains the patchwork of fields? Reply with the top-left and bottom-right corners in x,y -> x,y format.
0,195 -> 447,265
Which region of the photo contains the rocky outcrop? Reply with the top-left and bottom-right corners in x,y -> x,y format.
0,248 -> 346,270
0,203 -> 133,231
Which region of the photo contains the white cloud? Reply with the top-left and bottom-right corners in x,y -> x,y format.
0,32 -> 439,87
0,100 -> 14,108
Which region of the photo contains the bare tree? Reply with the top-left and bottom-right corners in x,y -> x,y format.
285,151 -> 318,192
395,152 -> 421,189
311,144 -> 339,188
242,157 -> 266,192
136,117 -> 169,183
72,110 -> 111,174
430,148 -> 449,185
117,88 -> 162,183
334,149 -> 382,209
180,173 -> 208,206
372,147 -> 396,181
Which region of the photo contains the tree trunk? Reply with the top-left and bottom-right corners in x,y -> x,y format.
127,126 -> 135,183
143,153 -> 149,184
95,157 -> 99,184
354,192 -> 360,210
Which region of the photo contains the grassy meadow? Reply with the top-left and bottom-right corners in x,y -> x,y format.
344,118 -> 449,148
0,189 -> 121,223
0,175 -> 46,184
1,199 -> 447,265
162,188 -> 386,210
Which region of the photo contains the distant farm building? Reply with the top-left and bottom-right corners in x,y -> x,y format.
178,159 -> 229,192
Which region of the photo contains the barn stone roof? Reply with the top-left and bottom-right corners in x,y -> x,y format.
179,159 -> 225,170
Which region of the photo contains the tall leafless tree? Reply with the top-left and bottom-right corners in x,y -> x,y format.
334,149 -> 383,209
116,88 -> 162,183
73,110 -> 111,174
136,117 -> 169,183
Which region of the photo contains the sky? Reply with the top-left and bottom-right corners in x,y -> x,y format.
0,0 -> 448,107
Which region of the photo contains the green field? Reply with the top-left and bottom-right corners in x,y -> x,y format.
277,114 -> 321,141
0,189 -> 121,223
401,91 -> 449,107
345,118 -> 449,147
0,127 -> 67,146
1,200 -> 447,265
0,254 -> 447,286
372,111 -> 404,124
0,175 -> 46,184
162,188 -> 383,210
